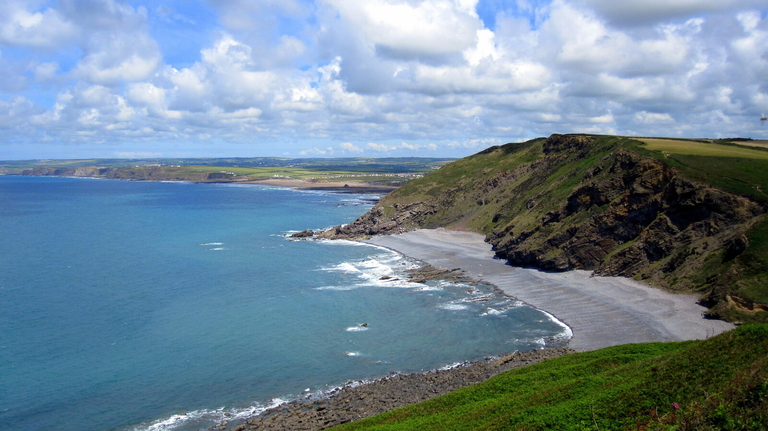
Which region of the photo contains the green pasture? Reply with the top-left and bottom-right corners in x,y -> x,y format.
177,165 -> 361,180
632,138 -> 768,202
637,138 -> 768,161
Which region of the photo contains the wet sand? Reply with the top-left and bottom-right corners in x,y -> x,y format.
366,228 -> 735,351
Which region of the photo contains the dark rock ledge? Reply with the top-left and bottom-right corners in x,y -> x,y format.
213,347 -> 573,431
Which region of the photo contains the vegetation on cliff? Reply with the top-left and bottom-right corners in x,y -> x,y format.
320,134 -> 768,323
334,324 -> 768,431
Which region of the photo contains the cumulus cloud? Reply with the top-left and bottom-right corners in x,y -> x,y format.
0,2 -> 79,49
324,0 -> 482,62
581,0 -> 757,27
339,142 -> 363,152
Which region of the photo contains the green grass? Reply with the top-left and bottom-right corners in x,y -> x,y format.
176,165 -> 369,180
631,139 -> 768,202
334,325 -> 768,431
638,138 -> 768,160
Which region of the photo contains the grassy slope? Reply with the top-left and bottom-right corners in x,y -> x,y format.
633,138 -> 768,202
334,324 -> 768,431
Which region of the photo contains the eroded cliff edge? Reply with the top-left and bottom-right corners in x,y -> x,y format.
316,134 -> 768,323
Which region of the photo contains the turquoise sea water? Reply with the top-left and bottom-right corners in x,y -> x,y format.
0,176 -> 567,431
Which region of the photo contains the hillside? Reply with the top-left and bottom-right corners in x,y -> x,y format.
334,324 -> 768,430
318,134 -> 768,323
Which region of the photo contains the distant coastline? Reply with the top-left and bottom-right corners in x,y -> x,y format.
8,168 -> 400,194
245,178 -> 399,194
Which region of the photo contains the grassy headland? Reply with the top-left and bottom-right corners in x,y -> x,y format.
322,134 -> 768,324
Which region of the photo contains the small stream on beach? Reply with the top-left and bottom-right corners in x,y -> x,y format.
0,176 -> 568,431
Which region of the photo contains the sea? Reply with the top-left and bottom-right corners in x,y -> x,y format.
0,175 -> 569,431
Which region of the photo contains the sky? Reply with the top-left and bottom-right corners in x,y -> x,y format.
1,0 -> 767,160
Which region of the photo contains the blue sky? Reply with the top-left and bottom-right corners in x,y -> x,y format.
1,0 -> 767,160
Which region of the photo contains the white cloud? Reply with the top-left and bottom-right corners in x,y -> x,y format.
74,49 -> 161,84
34,62 -> 59,82
635,111 -> 674,124
325,0 -> 482,62
582,0 -> 749,26
338,142 -> 363,152
299,147 -> 333,156
0,4 -> 79,49
367,142 -> 395,152
589,112 -> 614,123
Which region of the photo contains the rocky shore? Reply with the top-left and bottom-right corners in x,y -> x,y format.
213,347 -> 573,431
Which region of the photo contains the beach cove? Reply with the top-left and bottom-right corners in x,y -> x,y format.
220,228 -> 736,430
366,228 -> 735,351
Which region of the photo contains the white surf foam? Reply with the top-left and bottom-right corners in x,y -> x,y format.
538,309 -> 574,341
480,308 -> 504,316
131,398 -> 286,431
314,285 -> 360,291
318,252 -> 424,290
413,285 -> 443,291
439,303 -> 470,311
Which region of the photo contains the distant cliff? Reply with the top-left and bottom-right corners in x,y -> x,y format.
20,166 -> 237,182
319,134 -> 768,323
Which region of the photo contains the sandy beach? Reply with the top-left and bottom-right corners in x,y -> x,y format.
246,178 -> 399,194
366,228 -> 735,351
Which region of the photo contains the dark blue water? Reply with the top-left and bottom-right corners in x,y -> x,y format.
0,176 -> 567,431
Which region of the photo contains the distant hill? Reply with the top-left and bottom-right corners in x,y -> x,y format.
0,156 -> 452,173
0,157 -> 454,186
321,134 -> 768,324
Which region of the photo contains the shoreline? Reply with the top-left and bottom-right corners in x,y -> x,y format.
243,178 -> 399,194
6,174 -> 399,195
213,228 -> 734,430
214,348 -> 573,431
365,228 -> 735,351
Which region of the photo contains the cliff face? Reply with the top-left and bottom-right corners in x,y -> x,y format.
319,134 -> 768,322
20,166 -> 221,182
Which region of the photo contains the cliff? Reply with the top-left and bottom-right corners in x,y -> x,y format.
20,166 -> 230,182
318,134 -> 768,323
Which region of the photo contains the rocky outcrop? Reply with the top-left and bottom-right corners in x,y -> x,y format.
317,202 -> 438,239
489,150 -> 765,288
